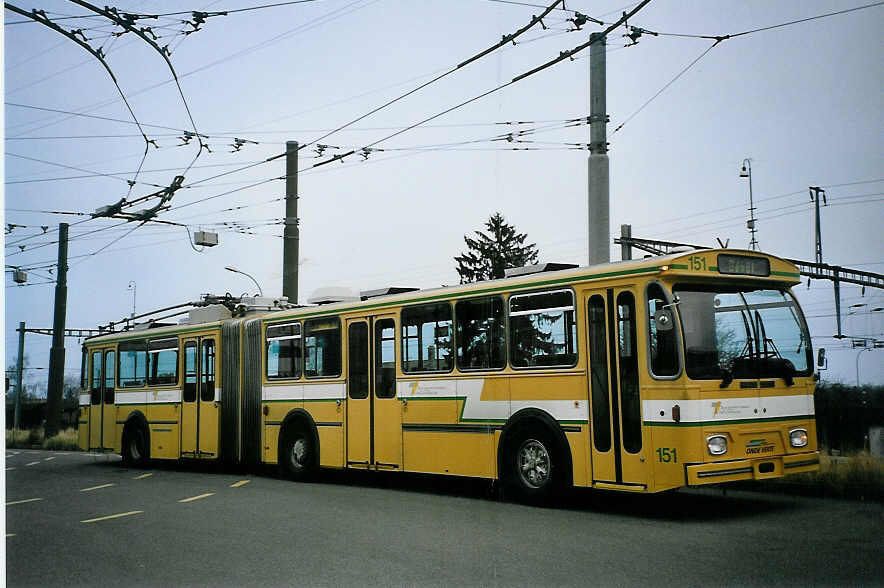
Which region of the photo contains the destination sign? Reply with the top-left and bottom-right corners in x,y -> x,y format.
717,254 -> 770,277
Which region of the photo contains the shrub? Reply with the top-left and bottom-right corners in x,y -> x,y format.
42,428 -> 80,451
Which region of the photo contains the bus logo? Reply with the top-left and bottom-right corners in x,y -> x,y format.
746,438 -> 775,454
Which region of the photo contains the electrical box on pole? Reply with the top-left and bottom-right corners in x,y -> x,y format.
194,231 -> 219,247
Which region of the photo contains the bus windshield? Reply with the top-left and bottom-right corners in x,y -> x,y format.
674,285 -> 812,381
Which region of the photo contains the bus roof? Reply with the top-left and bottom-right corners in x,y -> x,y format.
83,248 -> 799,345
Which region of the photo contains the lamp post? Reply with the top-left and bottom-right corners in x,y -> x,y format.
225,266 -> 263,296
740,158 -> 759,251
856,346 -> 871,386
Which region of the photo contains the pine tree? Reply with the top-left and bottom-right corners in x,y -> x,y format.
454,212 -> 539,283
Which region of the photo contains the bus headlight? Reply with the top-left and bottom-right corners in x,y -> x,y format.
789,428 -> 808,448
707,435 -> 727,456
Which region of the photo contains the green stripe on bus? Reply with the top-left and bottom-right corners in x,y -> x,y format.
643,414 -> 813,427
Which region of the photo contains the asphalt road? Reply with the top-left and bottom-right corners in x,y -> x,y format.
5,449 -> 883,587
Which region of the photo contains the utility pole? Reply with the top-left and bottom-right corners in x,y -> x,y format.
620,224 -> 632,261
45,222 -> 69,438
283,141 -> 299,303
588,32 -> 610,266
15,321 -> 25,431
809,186 -> 844,338
809,186 -> 826,264
740,159 -> 758,251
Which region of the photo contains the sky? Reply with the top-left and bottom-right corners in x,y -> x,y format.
3,0 -> 883,391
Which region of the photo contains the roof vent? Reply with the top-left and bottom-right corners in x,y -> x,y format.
504,262 -> 579,278
360,287 -> 419,301
307,287 -> 359,305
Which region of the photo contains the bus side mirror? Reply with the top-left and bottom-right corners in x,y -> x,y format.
654,309 -> 674,331
817,348 -> 826,368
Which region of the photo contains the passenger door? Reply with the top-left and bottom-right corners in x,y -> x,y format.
88,350 -> 102,450
181,337 -> 218,458
585,288 -> 648,487
346,315 -> 401,469
88,348 -> 116,451
197,338 -> 218,457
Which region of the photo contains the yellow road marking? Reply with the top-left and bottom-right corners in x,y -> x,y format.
230,480 -> 250,488
81,511 -> 143,524
6,498 -> 43,506
133,473 -> 153,480
80,483 -> 115,492
25,461 -> 39,467
44,457 -> 55,461
178,493 -> 215,503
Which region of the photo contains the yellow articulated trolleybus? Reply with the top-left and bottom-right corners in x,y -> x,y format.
78,248 -> 820,499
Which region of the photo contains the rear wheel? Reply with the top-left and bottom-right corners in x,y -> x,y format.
279,424 -> 317,481
503,425 -> 563,504
121,423 -> 149,468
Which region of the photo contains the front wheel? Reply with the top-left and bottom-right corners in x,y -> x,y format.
503,427 -> 563,504
279,425 -> 317,481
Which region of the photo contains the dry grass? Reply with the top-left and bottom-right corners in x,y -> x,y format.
42,427 -> 80,451
774,451 -> 884,502
6,427 -> 81,451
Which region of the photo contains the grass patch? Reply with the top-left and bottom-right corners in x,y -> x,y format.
6,427 -> 81,451
752,451 -> 884,502
42,428 -> 80,451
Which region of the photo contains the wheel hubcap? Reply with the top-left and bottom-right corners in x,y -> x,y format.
290,437 -> 306,469
130,437 -> 141,460
517,439 -> 550,488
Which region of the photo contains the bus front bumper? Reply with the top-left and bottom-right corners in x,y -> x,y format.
686,451 -> 820,486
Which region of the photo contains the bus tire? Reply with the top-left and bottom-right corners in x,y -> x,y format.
502,424 -> 562,504
279,423 -> 317,482
121,423 -> 149,468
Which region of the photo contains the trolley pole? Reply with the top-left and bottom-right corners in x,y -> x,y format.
45,222 -> 69,438
15,322 -> 25,431
588,32 -> 610,265
283,141 -> 299,304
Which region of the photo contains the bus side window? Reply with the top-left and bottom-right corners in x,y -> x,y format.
118,340 -> 148,388
647,283 -> 680,377
401,303 -> 453,373
304,317 -> 341,378
266,322 -> 301,379
509,290 -> 577,368
148,338 -> 179,386
455,296 -> 505,371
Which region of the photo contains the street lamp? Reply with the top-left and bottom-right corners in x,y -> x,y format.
224,266 -> 263,296
740,158 -> 759,251
127,281 -> 136,318
856,346 -> 872,386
